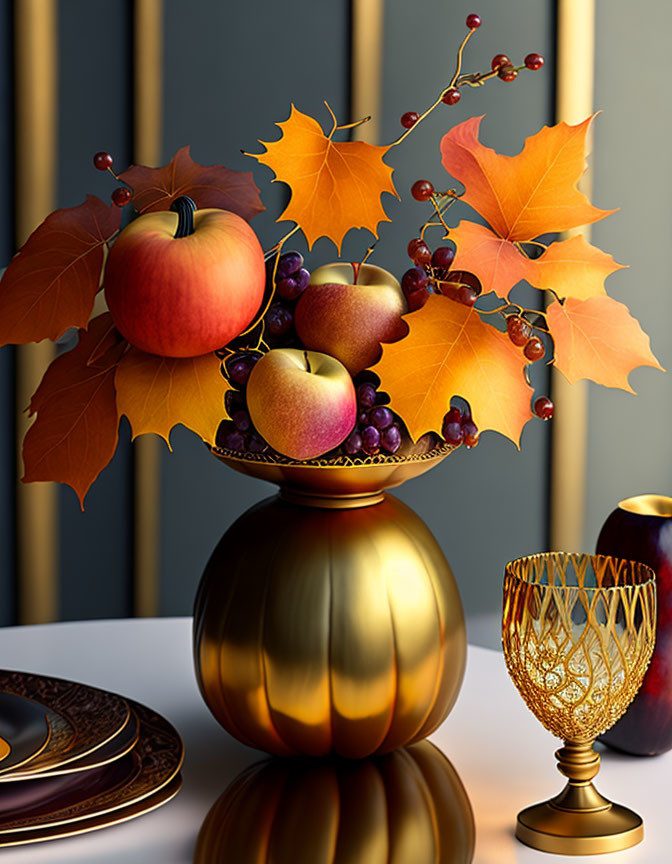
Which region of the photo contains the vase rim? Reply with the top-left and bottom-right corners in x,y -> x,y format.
618,494 -> 672,518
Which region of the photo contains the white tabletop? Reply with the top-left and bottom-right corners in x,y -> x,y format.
0,618 -> 667,863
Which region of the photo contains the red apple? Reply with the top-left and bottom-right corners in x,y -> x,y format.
104,196 -> 265,357
246,348 -> 356,461
294,262 -> 407,375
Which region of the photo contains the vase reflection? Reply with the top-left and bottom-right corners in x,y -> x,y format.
194,740 -> 474,864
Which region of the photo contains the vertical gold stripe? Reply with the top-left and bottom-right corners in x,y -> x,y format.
132,0 -> 163,617
351,0 -> 385,144
549,0 -> 596,552
14,0 -> 59,624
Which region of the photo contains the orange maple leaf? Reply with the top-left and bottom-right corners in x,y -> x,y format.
441,117 -> 623,300
372,294 -> 534,446
0,196 -> 121,345
119,145 -> 264,222
22,313 -> 126,508
115,349 -> 230,447
547,296 -> 663,391
249,105 -> 398,252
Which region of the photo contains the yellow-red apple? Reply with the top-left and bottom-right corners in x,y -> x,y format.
294,262 -> 407,375
104,196 -> 265,357
246,348 -> 356,460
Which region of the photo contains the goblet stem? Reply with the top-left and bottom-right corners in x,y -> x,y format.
552,739 -> 611,813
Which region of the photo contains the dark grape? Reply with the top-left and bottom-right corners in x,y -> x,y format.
227,353 -> 258,388
462,418 -> 479,448
248,434 -> 269,453
370,406 -> 393,430
444,406 -> 462,425
506,316 -> 531,347
407,238 -> 424,258
362,425 -> 381,454
358,411 -> 369,425
357,382 -> 377,408
276,276 -> 299,300
294,268 -> 310,291
524,336 -> 545,362
265,302 -> 293,337
406,287 -> 430,312
276,251 -> 303,280
381,424 -> 401,453
224,430 -> 245,452
412,242 -> 431,266
534,395 -> 554,420
344,430 -> 363,455
431,246 -> 455,269
458,285 -> 478,306
442,421 -> 464,446
401,267 -> 428,294
232,409 -> 251,433
411,180 -> 434,201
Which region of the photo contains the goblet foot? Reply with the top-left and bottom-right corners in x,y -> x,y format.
516,793 -> 643,855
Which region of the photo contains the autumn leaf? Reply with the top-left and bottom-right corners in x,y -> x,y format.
119,145 -> 265,222
0,196 -> 120,345
249,104 -> 398,252
372,294 -> 534,446
115,349 -> 230,447
441,116 -> 614,240
22,313 -> 126,508
547,296 -> 663,391
450,222 -> 625,300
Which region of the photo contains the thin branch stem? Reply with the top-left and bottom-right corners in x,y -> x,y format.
336,116 -> 371,131
324,101 -> 338,139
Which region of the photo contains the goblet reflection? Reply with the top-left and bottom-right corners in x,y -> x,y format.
502,552 -> 656,855
194,740 -> 474,864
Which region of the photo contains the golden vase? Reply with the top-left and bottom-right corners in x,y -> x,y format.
193,445 -> 466,758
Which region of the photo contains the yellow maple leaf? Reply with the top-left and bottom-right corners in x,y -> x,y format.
373,294 -> 534,446
250,105 -> 398,252
115,349 -> 230,447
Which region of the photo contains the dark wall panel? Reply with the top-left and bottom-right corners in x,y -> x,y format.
0,0 -> 15,624
159,0 -> 351,614
57,0 -> 134,620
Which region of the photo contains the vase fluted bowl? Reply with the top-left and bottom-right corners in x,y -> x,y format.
193,444 -> 466,758
194,740 -> 475,864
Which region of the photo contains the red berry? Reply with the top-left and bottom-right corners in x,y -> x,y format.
411,180 -> 434,202
498,66 -> 518,82
506,316 -> 531,347
491,54 -> 511,71
443,419 -> 464,446
111,187 -> 132,207
93,151 -> 113,171
458,285 -> 478,307
466,13 -> 481,29
525,53 -> 544,71
413,242 -> 431,266
534,396 -> 554,420
401,267 -> 429,294
524,336 -> 545,362
431,246 -> 455,269
407,238 -> 424,259
442,88 -> 461,106
401,111 -> 420,129
445,407 -> 462,425
406,287 -> 430,312
462,418 -> 479,448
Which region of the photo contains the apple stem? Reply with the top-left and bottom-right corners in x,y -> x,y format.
303,350 -> 312,373
171,196 -> 197,238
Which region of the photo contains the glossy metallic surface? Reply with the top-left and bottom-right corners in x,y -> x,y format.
0,694 -> 50,773
194,489 -> 466,757
503,552 -> 656,854
194,740 -> 474,864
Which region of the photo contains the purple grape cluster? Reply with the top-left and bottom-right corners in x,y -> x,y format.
342,380 -> 403,457
216,353 -> 270,454
441,404 -> 479,448
264,251 -> 311,345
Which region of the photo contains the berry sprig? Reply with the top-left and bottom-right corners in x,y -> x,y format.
92,151 -> 134,208
393,13 -> 544,137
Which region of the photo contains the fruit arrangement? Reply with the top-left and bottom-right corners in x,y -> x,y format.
0,13 -> 662,505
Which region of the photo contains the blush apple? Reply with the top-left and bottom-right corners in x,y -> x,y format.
104,196 -> 265,357
294,262 -> 407,375
246,348 -> 356,461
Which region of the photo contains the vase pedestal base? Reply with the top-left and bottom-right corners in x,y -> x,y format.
516,784 -> 643,855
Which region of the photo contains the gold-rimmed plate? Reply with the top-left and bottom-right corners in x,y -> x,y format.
0,699 -> 183,842
0,693 -> 51,773
1,708 -> 140,782
0,670 -> 130,777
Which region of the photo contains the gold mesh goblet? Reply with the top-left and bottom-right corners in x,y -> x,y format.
502,552 -> 656,855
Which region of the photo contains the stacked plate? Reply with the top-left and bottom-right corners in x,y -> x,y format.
0,670 -> 183,847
